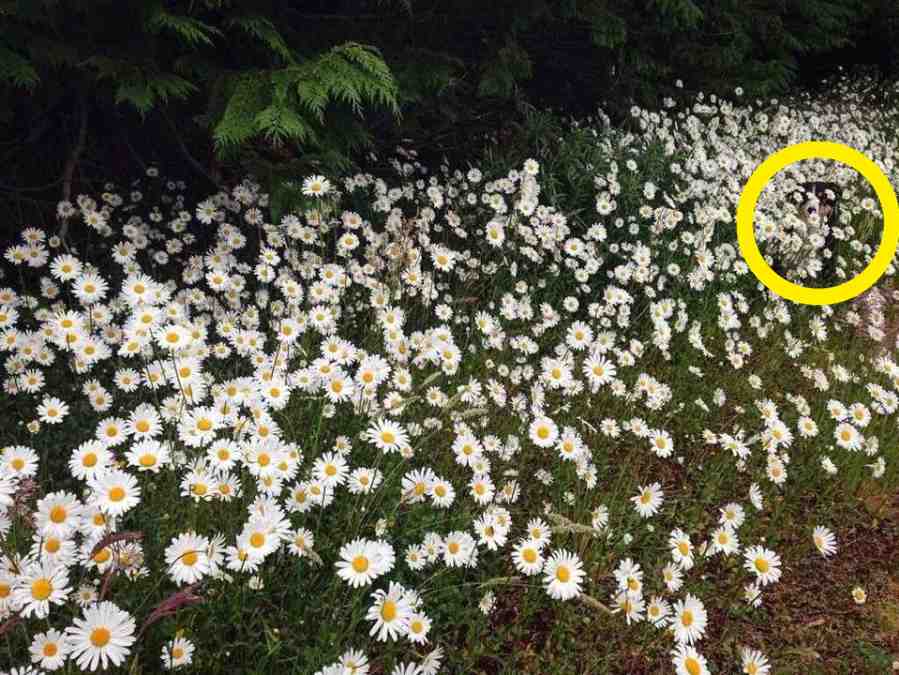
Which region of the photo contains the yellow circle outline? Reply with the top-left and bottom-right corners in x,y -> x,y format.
736,141 -> 899,305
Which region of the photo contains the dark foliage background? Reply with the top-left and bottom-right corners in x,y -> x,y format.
1,0 -> 897,238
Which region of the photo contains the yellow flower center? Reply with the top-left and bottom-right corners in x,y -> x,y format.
250,532 -> 265,548
108,486 -> 126,502
556,566 -> 571,583
754,558 -> 769,574
31,578 -> 53,600
90,627 -> 111,648
49,505 -> 67,523
182,551 -> 199,566
523,549 -> 537,564
352,556 -> 369,573
681,610 -> 694,626
11,458 -> 24,471
43,642 -> 58,657
45,538 -> 61,553
685,656 -> 702,675
381,600 -> 397,622
197,419 -> 212,432
139,454 -> 157,467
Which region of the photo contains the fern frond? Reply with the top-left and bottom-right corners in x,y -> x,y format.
147,72 -> 199,102
254,102 -> 316,146
280,66 -> 329,121
478,41 -> 532,99
212,73 -> 270,149
145,3 -> 222,47
335,42 -> 399,112
209,42 -> 396,165
226,14 -> 294,63
113,70 -> 198,116
115,79 -> 155,115
0,45 -> 39,88
647,0 -> 704,30
393,48 -> 464,103
293,42 -> 399,120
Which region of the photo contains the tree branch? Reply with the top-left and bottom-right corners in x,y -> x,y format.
59,89 -> 88,242
160,107 -> 223,191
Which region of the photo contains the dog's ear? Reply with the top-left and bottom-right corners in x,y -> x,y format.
819,182 -> 841,206
792,182 -> 814,204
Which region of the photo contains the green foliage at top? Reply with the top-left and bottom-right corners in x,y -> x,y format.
211,43 -> 398,153
0,0 -> 896,232
0,0 -> 401,202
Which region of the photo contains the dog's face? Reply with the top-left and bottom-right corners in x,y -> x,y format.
796,183 -> 838,227
800,197 -> 831,225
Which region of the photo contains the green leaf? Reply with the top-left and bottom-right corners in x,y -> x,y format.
145,2 -> 222,47
226,14 -> 294,63
478,41 -> 532,99
588,9 -> 627,48
212,73 -> 271,149
110,68 -> 198,116
115,79 -> 155,115
647,0 -> 704,30
254,103 -> 314,146
147,72 -> 199,103
0,45 -> 39,87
